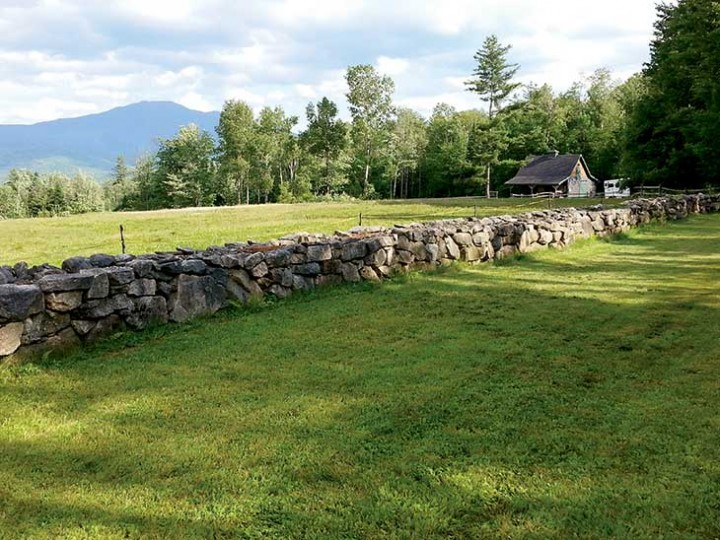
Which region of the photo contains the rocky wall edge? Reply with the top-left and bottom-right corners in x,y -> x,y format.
1,194 -> 719,363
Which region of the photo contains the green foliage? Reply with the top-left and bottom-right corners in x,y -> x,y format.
623,0 -> 720,188
465,34 -> 521,118
345,64 -> 396,197
216,100 -> 256,205
302,97 -> 349,195
154,124 -> 217,208
388,108 -> 427,199
2,216 -> 719,538
0,168 -> 104,218
422,104 -> 474,197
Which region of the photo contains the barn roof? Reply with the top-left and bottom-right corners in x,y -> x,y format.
505,154 -> 597,186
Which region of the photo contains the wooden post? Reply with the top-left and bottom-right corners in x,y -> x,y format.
119,224 -> 126,255
359,213 -> 363,226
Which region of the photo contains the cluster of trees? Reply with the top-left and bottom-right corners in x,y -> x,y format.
0,169 -> 105,219
103,58 -> 635,211
1,0 -> 715,219
622,0 -> 720,188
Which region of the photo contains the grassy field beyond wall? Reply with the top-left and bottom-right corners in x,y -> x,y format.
1,214 -> 718,539
0,197 -> 620,266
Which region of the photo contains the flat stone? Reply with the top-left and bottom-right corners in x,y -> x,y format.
226,280 -> 251,303
61,256 -> 92,273
38,273 -> 95,292
410,242 -> 428,261
462,246 -> 483,262
244,252 -> 265,269
341,241 -> 367,261
229,269 -> 263,298
306,244 -> 332,262
452,232 -> 473,246
159,259 -> 208,275
291,263 -> 321,276
128,259 -> 155,278
22,312 -> 71,344
0,285 -> 44,321
105,267 -> 135,286
291,275 -> 315,291
75,294 -> 133,320
341,263 -> 361,282
0,322 -> 24,356
168,275 -> 227,323
127,279 -> 157,297
126,296 -> 168,330
359,266 -> 381,282
85,272 -> 110,299
45,291 -> 83,312
445,237 -> 461,259
397,250 -> 414,264
265,249 -> 293,267
270,268 -> 294,288
250,261 -> 269,278
89,253 -> 116,268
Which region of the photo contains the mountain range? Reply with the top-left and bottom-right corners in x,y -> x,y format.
0,101 -> 220,180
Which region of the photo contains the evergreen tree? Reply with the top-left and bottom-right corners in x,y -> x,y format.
465,35 -> 520,197
623,0 -> 720,188
465,35 -> 521,119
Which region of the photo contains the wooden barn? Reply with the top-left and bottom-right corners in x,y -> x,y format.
505,153 -> 598,197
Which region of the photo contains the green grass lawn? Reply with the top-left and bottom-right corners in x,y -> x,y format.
1,215 -> 719,539
0,197 -> 619,266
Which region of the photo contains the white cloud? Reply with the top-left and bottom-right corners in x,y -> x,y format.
376,56 -> 410,77
177,92 -> 214,112
0,0 -> 658,124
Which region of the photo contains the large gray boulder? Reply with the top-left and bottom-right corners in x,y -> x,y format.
169,275 -> 226,323
0,285 -> 44,321
38,273 -> 95,292
126,296 -> 168,330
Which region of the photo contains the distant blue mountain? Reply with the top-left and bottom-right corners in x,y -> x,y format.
0,101 -> 220,180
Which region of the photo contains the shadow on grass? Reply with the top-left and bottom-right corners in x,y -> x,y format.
1,216 -> 720,538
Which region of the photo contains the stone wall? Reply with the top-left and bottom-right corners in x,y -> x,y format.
2,195 -> 719,362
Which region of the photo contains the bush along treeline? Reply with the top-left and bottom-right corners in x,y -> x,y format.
1,0 -> 717,219
0,169 -> 105,218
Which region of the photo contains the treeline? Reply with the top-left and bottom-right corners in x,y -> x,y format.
0,169 -> 105,219
96,66 -> 638,212
1,0 -> 716,219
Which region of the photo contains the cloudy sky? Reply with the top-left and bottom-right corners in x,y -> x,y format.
0,0 -> 658,125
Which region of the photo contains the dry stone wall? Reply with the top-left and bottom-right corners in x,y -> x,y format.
1,195 -> 719,362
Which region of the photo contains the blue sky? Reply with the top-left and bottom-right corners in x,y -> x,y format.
0,0 -> 658,125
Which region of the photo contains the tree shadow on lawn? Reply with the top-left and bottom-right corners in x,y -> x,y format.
2,220 -> 720,538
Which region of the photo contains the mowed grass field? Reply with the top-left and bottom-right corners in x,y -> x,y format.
0,197 -> 620,266
1,214 -> 719,539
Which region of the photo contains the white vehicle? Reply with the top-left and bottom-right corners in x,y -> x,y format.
604,179 -> 631,198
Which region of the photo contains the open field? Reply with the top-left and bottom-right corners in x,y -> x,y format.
0,197 -> 622,266
1,215 -> 719,539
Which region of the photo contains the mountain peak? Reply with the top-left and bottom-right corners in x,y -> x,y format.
0,101 -> 220,179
